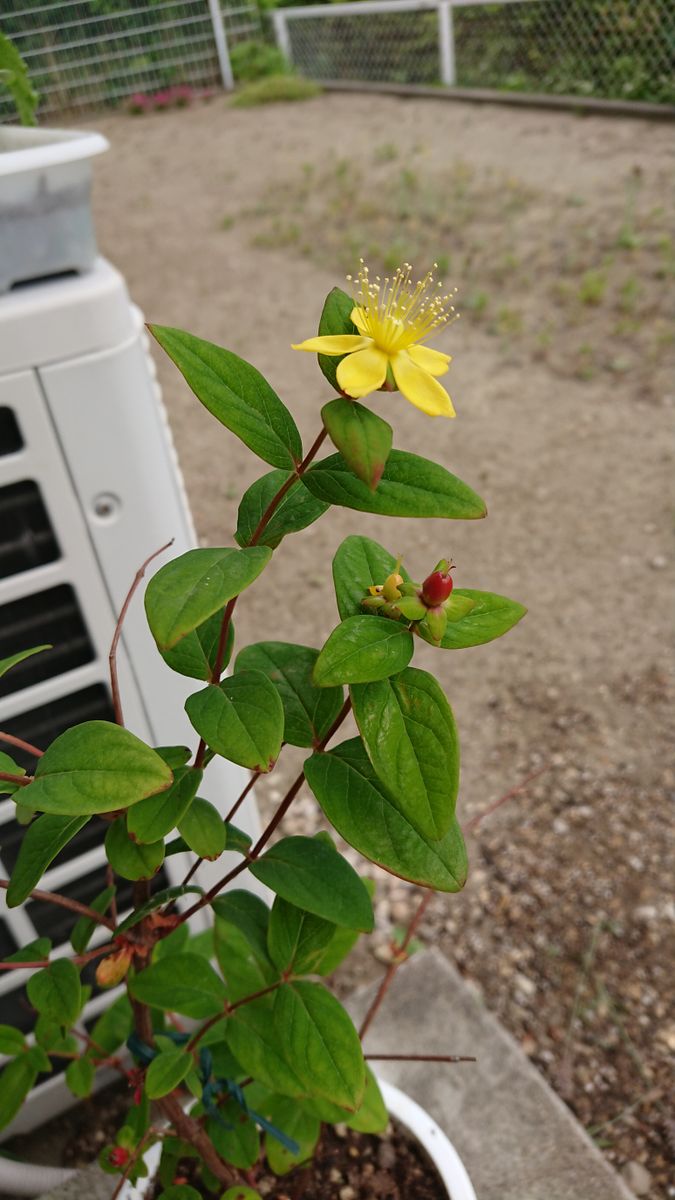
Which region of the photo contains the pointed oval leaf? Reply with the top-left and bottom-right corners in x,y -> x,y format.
313,616 -> 413,687
160,608 -> 234,681
275,981 -> 365,1111
249,836 -> 373,932
145,546 -> 271,651
317,286 -> 358,391
0,1025 -> 27,1055
267,897 -> 336,975
235,641 -> 343,748
305,738 -> 467,892
221,1192 -> 261,1200
128,953 -> 226,1019
105,818 -> 164,881
211,890 -> 271,968
227,999 -> 306,1099
6,813 -> 89,907
351,667 -> 459,840
65,1055 -> 95,1098
0,1056 -> 38,1132
418,588 -> 527,649
27,959 -> 81,1027
149,326 -> 302,469
29,722 -> 172,816
235,469 -> 328,550
177,796 -> 227,859
303,450 -> 486,520
70,885 -> 116,954
207,1098 -> 260,1169
322,398 -> 392,490
127,767 -> 202,844
0,644 -> 51,679
185,671 -> 284,771
332,535 -> 411,620
145,1049 -> 193,1099
263,1095 -> 320,1175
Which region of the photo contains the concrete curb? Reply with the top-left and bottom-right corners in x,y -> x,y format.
322,79 -> 675,121
349,950 -> 638,1200
39,950 -> 636,1200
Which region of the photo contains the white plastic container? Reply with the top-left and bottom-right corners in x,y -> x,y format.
117,1077 -> 477,1200
0,125 -> 108,292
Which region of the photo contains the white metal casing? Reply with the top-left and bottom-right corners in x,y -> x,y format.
0,258 -> 261,1135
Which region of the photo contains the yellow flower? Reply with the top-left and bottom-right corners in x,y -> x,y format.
293,262 -> 457,418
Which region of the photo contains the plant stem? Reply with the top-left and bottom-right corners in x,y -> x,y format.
0,879 -> 116,930
248,426 -> 328,548
109,538 -> 174,727
186,978 -> 285,1052
364,1054 -> 476,1063
157,1094 -> 237,1187
0,731 -> 43,758
463,762 -> 550,833
225,769 -> 259,823
0,772 -> 31,788
0,943 -> 113,972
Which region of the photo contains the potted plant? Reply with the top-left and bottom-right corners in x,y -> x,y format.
0,31 -> 108,293
0,264 -> 525,1199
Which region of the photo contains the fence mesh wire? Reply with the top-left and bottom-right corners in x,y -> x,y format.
284,0 -> 675,104
0,0 -> 261,118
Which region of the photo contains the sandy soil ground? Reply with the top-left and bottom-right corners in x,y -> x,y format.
59,93 -> 673,1191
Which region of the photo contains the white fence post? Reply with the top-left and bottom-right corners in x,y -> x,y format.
272,9 -> 294,65
207,0 -> 235,90
438,0 -> 456,85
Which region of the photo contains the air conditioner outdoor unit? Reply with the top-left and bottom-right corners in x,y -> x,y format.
0,257 -> 261,1134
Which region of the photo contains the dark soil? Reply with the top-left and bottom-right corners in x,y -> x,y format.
149,1119 -> 447,1200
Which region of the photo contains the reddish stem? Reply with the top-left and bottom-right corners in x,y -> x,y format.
0,943 -> 113,971
0,772 -> 31,788
0,879 -> 116,930
0,731 -> 43,758
109,538 -> 175,727
365,1053 -> 476,1063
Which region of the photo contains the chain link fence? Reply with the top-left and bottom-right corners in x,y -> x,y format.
274,0 -> 675,105
0,0 -> 261,118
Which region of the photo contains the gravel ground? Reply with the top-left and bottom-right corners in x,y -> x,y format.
46,92 -> 674,1194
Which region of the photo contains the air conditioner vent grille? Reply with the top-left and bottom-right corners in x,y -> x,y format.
0,584 -> 94,700
0,685 -> 116,772
0,409 -> 23,457
0,480 -> 60,579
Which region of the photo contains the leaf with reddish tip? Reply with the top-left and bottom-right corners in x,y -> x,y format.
321,398 -> 392,491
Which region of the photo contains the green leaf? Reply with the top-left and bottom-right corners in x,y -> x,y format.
3,937 -> 50,965
235,469 -> 328,550
105,819 -> 164,881
185,671 -> 283,771
177,796 -> 227,859
145,546 -> 271,651
27,960 -> 81,1027
0,1055 -> 37,1132
224,823 -> 252,855
117,886 -> 203,935
347,1064 -> 389,1132
29,722 -> 172,816
127,767 -> 202,844
213,891 -> 275,1000
267,897 -> 335,975
305,738 -> 468,892
145,1049 -> 192,1099
160,609 -> 234,681
275,981 -> 365,1110
227,999 -> 306,1098
0,644 -> 51,678
207,1099 -> 259,1169
70,886 -> 116,954
304,449 -> 486,520
313,616 -> 413,687
211,890 -> 271,967
25,1043 -> 51,1074
149,326 -> 302,468
157,1188 -> 202,1200
235,641 -> 343,748
332,536 -> 406,621
0,1025 -> 26,1055
221,1189 -> 261,1200
445,593 -> 476,622
418,589 -> 527,649
0,33 -> 39,126
351,667 -> 459,841
154,745 -> 192,769
128,953 -> 226,1019
263,1095 -> 319,1174
321,398 -> 392,491
313,879 -> 375,976
65,1055 -> 95,1098
89,995 -> 132,1055
250,836 -> 373,931
0,750 -> 26,797
6,814 -> 89,907
317,286 -> 357,391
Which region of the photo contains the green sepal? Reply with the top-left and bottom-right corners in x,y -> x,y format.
332,534 -> 412,620
417,588 -> 527,648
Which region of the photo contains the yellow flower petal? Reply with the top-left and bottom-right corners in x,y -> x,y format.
391,351 -> 456,418
350,306 -> 370,335
292,335 -> 372,355
407,344 -> 452,377
337,346 -> 388,398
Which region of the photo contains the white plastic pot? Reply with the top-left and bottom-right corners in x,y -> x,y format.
119,1077 -> 477,1200
0,125 -> 108,293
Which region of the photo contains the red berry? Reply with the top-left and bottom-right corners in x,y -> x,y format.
109,1147 -> 130,1168
421,569 -> 454,607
